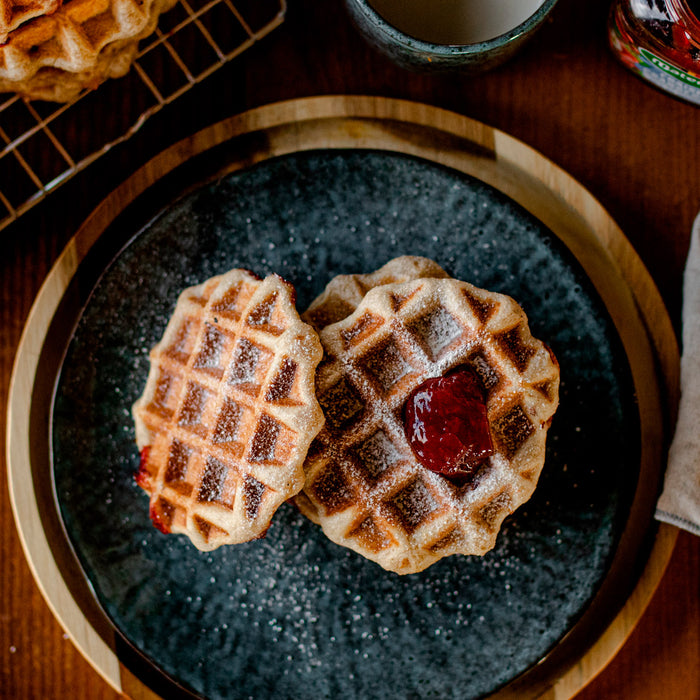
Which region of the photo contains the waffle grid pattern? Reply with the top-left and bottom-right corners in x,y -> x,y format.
0,0 -> 61,43
303,255 -> 450,332
296,277 -> 560,574
0,0 -> 177,83
133,269 -> 323,550
0,0 -> 285,232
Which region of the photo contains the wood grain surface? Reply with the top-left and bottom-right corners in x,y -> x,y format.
5,93 -> 680,697
1,1 -> 699,699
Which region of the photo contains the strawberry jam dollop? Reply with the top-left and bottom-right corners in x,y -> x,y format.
135,446 -> 151,490
135,447 -> 171,533
403,365 -> 493,480
149,501 -> 171,534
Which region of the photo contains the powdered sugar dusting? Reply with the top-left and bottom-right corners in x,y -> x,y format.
409,305 -> 462,360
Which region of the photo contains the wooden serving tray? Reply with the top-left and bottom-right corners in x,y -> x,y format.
7,96 -> 679,699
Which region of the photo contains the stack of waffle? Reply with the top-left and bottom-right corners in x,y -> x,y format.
0,0 -> 177,101
133,258 -> 560,574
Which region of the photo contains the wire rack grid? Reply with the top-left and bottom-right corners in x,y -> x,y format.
0,0 -> 286,233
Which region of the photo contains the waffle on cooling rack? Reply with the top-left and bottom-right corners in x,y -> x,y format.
133,269 -> 324,550
294,275 -> 560,574
0,0 -> 177,101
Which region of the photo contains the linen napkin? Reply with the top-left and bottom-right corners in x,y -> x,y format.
656,211 -> 700,536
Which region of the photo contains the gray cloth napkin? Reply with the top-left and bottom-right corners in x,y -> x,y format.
656,211 -> 700,536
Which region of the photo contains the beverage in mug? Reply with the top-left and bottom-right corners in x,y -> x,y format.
367,0 -> 547,44
345,0 -> 558,72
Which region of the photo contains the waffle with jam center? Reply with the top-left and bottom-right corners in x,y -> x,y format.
295,277 -> 560,574
133,269 -> 325,550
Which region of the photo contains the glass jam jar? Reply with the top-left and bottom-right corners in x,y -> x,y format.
608,0 -> 700,105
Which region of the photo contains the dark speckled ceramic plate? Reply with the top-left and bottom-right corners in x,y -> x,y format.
51,149 -> 640,700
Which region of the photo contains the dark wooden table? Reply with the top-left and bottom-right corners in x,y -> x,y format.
1,0 -> 698,698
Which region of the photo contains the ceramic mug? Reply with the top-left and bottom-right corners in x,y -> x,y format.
345,0 -> 560,72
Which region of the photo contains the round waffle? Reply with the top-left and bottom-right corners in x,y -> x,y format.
0,0 -> 177,101
133,269 -> 325,550
295,275 -> 560,574
3,38 -> 138,101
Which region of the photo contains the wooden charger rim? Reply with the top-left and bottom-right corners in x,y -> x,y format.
6,95 -> 680,700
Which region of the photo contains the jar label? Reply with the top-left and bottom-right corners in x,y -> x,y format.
639,48 -> 700,89
635,47 -> 700,105
610,25 -> 700,105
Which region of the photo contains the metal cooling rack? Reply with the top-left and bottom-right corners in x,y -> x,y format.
0,0 -> 286,232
